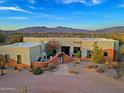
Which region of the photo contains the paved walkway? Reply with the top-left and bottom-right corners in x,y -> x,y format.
0,61 -> 124,93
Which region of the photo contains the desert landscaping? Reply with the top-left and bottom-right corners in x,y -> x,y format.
0,61 -> 124,93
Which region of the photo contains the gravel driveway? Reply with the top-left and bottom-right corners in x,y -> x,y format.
0,61 -> 124,93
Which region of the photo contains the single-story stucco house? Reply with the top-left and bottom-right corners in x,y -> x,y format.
0,37 -> 119,67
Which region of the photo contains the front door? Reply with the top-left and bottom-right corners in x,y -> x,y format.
17,55 -> 22,64
5,54 -> 9,63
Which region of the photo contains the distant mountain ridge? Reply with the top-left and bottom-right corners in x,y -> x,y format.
1,26 -> 124,33
97,26 -> 124,32
17,26 -> 92,33
1,26 -> 91,33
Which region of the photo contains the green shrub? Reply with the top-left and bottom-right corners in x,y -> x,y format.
120,46 -> 124,55
105,61 -> 109,66
47,51 -> 53,58
74,61 -> 80,64
68,69 -> 78,74
74,51 -> 81,58
48,63 -> 56,71
32,67 -> 43,75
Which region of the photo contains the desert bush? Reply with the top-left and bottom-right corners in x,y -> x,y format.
32,67 -> 43,75
96,68 -> 105,73
120,46 -> 124,55
74,61 -> 80,64
96,64 -> 106,73
47,63 -> 56,71
112,62 -> 119,68
14,66 -> 17,70
105,61 -> 113,68
105,61 -> 109,66
87,64 -> 97,69
114,63 -> 124,79
68,69 -> 78,74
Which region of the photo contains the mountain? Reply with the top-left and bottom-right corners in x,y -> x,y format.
97,26 -> 124,32
10,26 -> 91,33
1,26 -> 124,33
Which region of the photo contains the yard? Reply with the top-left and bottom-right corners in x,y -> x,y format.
0,61 -> 124,93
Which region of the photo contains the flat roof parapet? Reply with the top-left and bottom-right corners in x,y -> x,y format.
6,42 -> 40,48
82,38 -> 116,41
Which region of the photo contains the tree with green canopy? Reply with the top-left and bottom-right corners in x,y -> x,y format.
92,42 -> 104,64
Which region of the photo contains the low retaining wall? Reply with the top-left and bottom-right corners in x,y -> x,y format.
80,57 -> 91,61
6,58 -> 30,68
32,53 -> 73,68
80,57 -> 116,63
0,54 -> 29,68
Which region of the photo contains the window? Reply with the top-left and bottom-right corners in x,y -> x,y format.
44,56 -> 46,59
74,47 -> 80,53
104,51 -> 108,56
87,50 -> 92,58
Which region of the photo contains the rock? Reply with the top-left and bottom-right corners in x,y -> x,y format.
96,68 -> 104,73
88,64 -> 97,69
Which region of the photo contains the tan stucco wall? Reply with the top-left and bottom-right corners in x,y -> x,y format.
82,40 -> 115,50
24,37 -> 82,55
29,45 -> 41,62
24,37 -> 119,56
23,37 -> 118,50
24,37 -> 82,46
81,39 -> 119,60
0,46 -> 30,65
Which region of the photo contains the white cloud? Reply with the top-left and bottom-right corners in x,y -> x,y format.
8,17 -> 28,20
57,0 -> 86,4
37,13 -> 68,20
0,6 -> 33,14
92,0 -> 102,4
29,6 -> 36,9
118,4 -> 124,8
28,0 -> 36,4
57,0 -> 104,5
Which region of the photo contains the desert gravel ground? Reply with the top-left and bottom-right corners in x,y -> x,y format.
0,61 -> 124,93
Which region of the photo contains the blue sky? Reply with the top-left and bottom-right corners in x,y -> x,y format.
0,0 -> 124,30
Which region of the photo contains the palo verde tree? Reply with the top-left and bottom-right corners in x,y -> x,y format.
91,42 -> 104,64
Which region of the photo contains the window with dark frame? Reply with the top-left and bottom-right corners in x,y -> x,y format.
87,50 -> 92,58
104,51 -> 108,56
74,47 -> 80,53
